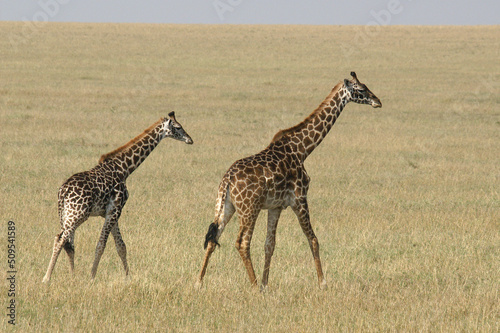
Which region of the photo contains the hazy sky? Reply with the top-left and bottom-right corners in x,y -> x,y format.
1,0 -> 499,25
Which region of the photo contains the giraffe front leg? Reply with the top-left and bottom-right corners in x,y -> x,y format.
91,209 -> 122,280
292,199 -> 327,290
111,223 -> 129,277
91,225 -> 111,280
261,208 -> 282,291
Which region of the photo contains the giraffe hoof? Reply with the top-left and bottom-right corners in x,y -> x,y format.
194,280 -> 203,290
319,280 -> 328,290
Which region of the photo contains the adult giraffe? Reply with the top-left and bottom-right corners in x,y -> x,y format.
43,112 -> 193,283
196,72 -> 381,290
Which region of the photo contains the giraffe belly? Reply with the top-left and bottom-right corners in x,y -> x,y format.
88,197 -> 112,217
89,207 -> 106,217
262,190 -> 293,210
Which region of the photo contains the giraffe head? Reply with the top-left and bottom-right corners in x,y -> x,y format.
163,111 -> 193,144
344,72 -> 382,108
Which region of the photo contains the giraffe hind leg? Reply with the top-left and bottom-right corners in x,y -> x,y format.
42,231 -> 69,283
261,208 -> 282,290
196,222 -> 222,289
235,214 -> 259,287
111,223 -> 129,277
195,241 -> 217,289
63,239 -> 75,274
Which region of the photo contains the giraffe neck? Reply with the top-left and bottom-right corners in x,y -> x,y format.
272,83 -> 349,161
99,118 -> 166,180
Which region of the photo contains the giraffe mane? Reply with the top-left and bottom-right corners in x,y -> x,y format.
271,82 -> 342,143
98,118 -> 164,164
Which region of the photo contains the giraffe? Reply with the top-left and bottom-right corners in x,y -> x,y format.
196,72 -> 381,290
42,112 -> 193,283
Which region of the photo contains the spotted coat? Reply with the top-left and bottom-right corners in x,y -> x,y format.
196,72 -> 382,290
43,112 -> 193,283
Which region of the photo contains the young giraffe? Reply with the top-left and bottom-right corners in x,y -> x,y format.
42,112 -> 193,283
196,72 -> 381,290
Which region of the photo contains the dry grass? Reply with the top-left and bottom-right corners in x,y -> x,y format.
0,23 -> 499,332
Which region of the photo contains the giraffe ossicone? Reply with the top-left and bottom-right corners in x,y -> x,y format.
196,72 -> 381,290
42,112 -> 193,283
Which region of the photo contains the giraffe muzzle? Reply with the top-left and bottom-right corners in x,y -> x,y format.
371,100 -> 382,108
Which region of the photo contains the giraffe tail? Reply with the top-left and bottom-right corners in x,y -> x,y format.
57,185 -> 69,220
203,223 -> 220,249
203,175 -> 231,249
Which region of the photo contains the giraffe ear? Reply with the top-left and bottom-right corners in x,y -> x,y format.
344,79 -> 352,89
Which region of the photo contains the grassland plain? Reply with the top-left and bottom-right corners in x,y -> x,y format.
0,23 -> 498,332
